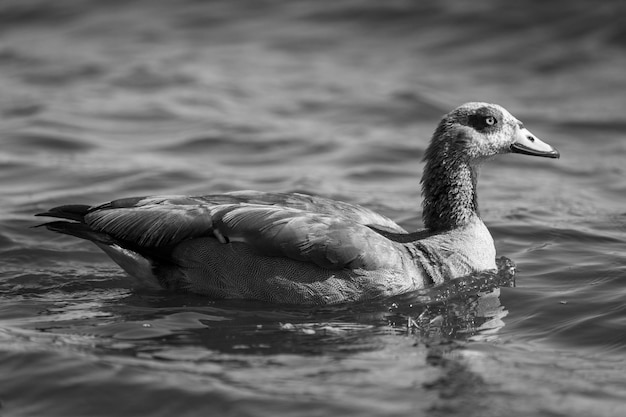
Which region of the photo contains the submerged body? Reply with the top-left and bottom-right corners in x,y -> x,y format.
37,103 -> 559,304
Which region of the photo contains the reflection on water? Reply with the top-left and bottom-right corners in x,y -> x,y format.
0,257 -> 518,416
388,257 -> 515,343
3,258 -> 514,355
0,260 -> 518,416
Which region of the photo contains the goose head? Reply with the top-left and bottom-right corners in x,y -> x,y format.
421,102 -> 559,231
427,102 -> 560,163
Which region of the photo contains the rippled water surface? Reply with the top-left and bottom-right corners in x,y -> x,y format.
1,1 -> 626,416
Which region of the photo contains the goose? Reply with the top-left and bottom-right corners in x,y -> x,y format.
36,102 -> 559,304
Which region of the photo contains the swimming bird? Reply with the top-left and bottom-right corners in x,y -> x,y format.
36,102 -> 559,304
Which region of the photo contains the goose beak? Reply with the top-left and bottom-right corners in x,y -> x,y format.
511,127 -> 560,158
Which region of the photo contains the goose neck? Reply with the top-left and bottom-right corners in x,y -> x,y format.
421,156 -> 479,232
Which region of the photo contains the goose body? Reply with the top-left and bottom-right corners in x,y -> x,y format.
37,102 -> 559,304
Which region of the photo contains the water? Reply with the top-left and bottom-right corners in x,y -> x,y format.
1,0 -> 626,415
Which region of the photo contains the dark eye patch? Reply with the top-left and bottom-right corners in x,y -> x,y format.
467,107 -> 501,132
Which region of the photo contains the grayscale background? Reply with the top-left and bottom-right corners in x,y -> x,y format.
1,1 -> 625,416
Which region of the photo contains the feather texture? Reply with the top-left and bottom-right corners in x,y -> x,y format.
79,193 -> 407,271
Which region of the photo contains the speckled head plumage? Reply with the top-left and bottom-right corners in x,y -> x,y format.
426,102 -> 559,163
421,102 -> 559,231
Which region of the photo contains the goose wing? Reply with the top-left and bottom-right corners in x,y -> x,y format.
198,191 -> 406,233
80,192 -> 405,271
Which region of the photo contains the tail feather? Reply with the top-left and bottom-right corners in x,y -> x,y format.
36,221 -> 114,245
35,205 -> 91,222
35,208 -> 170,289
36,220 -> 175,264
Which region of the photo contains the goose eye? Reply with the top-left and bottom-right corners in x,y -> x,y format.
485,116 -> 497,126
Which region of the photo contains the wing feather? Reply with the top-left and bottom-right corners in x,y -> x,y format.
75,192 -> 406,271
197,191 -> 407,233
86,198 -> 215,247
213,205 -> 403,270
